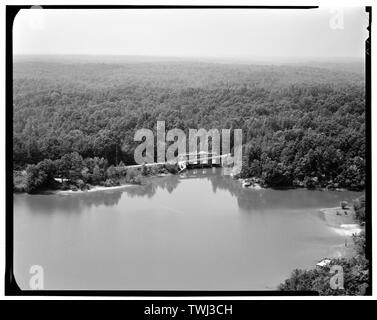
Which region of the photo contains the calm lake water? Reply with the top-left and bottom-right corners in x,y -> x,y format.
14,168 -> 363,290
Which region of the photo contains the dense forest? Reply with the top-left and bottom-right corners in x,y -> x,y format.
13,58 -> 366,191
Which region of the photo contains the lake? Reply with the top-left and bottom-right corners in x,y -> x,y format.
13,168 -> 363,290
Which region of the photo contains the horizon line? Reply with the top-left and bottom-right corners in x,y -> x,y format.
13,53 -> 364,61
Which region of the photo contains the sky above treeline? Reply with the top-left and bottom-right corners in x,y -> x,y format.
13,7 -> 368,60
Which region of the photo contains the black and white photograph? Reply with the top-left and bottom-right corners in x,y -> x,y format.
6,4 -> 371,297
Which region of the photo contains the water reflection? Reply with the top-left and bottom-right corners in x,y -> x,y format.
13,167 -> 364,290
204,172 -> 362,212
127,174 -> 180,198
14,190 -> 123,215
14,168 -> 362,216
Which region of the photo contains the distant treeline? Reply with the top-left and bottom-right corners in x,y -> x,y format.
13,61 -> 365,190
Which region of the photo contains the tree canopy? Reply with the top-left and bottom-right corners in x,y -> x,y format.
13,59 -> 365,190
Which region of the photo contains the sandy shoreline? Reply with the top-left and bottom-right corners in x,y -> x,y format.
56,184 -> 136,194
53,173 -> 173,194
319,206 -> 363,260
320,206 -> 362,229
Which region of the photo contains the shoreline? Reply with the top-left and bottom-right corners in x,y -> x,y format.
238,178 -> 264,190
320,206 -> 362,229
14,172 -> 175,195
55,184 -> 137,195
318,205 -> 363,261
58,173 -> 173,194
236,176 -> 362,192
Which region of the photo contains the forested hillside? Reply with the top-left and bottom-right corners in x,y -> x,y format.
13,59 -> 366,190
